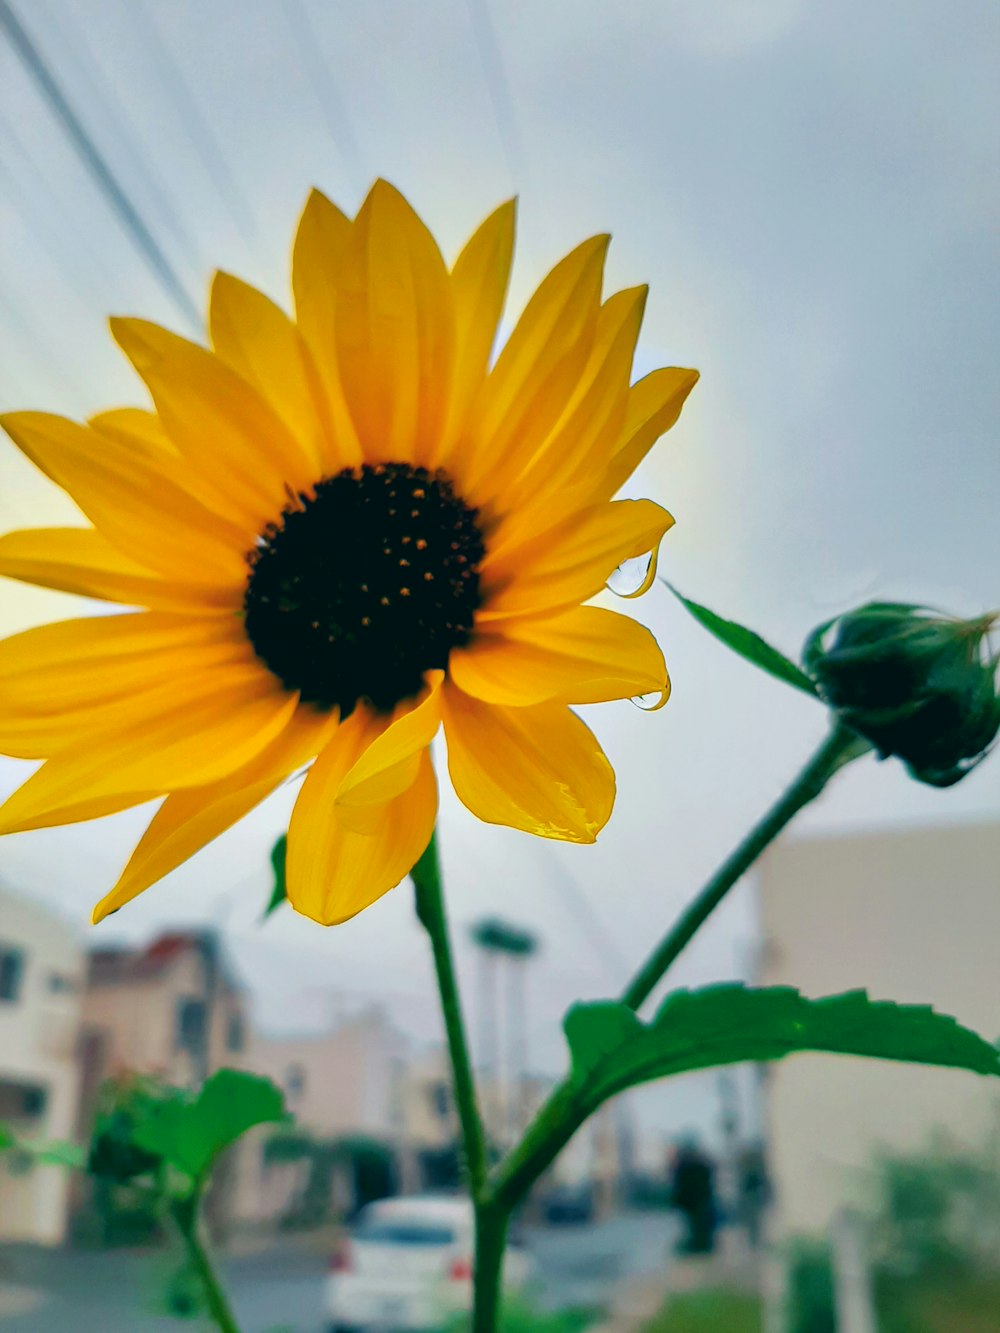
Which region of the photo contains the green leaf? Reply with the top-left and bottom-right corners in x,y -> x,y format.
663,581 -> 819,696
565,985 -> 1000,1112
262,834 -> 288,919
133,1069 -> 286,1181
0,1122 -> 13,1151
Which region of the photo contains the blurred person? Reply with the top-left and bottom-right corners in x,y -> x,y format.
736,1141 -> 771,1250
668,1137 -> 719,1254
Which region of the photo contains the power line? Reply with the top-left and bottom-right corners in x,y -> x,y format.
0,0 -> 201,332
32,0 -> 205,275
281,0 -> 365,194
528,843 -> 629,984
0,108 -> 118,302
463,0 -> 525,190
0,278 -> 91,407
125,2 -> 258,247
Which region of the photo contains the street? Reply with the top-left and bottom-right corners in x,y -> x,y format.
0,1211 -> 678,1332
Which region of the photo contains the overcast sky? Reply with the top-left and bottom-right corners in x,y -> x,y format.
1,0 -> 998,1147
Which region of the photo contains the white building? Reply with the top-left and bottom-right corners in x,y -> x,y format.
0,882 -> 83,1244
757,819 -> 1000,1240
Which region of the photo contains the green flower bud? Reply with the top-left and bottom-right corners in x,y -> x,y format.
803,603 -> 1000,787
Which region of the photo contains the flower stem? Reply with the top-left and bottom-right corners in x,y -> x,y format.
472,1202 -> 509,1332
170,1192 -> 240,1333
412,829 -> 489,1195
489,721 -> 868,1212
621,721 -> 867,1010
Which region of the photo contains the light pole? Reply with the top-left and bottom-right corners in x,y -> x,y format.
468,918 -> 538,1149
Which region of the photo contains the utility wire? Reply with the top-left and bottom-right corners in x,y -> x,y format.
528,843 -> 630,984
0,109 -> 118,302
125,2 -> 257,247
463,0 -> 525,190
281,0 -> 365,194
0,277 -> 90,407
0,0 -> 201,332
32,0 -> 204,275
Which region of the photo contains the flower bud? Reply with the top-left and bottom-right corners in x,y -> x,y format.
803,603 -> 1000,787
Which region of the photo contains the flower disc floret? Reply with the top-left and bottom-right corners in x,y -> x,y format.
244,462 -> 485,715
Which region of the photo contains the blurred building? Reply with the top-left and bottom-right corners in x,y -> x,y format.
0,882 -> 83,1244
75,929 -> 251,1233
232,1020 -> 503,1226
231,1006 -> 410,1225
77,929 -> 249,1115
757,819 -> 1000,1240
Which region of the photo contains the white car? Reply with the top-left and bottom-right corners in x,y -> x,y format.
324,1195 -> 533,1332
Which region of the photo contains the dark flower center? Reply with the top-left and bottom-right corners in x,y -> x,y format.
244,463 -> 485,715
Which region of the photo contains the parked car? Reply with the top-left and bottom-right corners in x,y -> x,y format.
325,1194 -> 533,1332
540,1183 -> 594,1226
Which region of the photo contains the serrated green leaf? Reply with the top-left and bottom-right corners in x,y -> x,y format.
663,582 -> 819,696
262,834 -> 288,920
565,985 -> 1000,1112
133,1069 -> 286,1181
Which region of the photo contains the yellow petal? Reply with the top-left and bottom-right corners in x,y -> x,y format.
0,528 -> 230,614
110,317 -> 316,530
437,199 -> 516,468
491,286 -> 646,542
334,180 -> 455,465
287,713 -> 437,925
0,612 -> 252,758
0,411 -> 250,589
335,671 -> 443,827
209,271 -> 326,473
441,687 -> 615,843
291,188 -> 363,470
91,705 -> 339,923
1,788 -> 160,834
449,606 -> 669,707
596,367 -> 700,500
89,407 -> 249,528
459,234 -> 608,503
480,498 -> 675,621
0,668 -> 298,834
88,407 -> 177,459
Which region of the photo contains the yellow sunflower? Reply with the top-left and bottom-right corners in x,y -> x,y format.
0,181 -> 697,926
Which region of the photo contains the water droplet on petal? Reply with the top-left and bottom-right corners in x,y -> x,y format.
607,544 -> 660,599
631,683 -> 670,713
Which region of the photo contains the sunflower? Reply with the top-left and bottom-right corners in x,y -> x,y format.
0,181 -> 697,926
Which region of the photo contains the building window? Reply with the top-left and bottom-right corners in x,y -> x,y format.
285,1064 -> 306,1098
226,1011 -> 245,1053
429,1081 -> 450,1121
0,945 -> 25,1003
22,1086 -> 46,1118
47,972 -> 77,995
175,997 -> 207,1055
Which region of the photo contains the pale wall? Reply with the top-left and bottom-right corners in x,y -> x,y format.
251,1008 -> 406,1140
757,820 -> 1000,1238
231,1009 -> 407,1224
0,884 -> 83,1244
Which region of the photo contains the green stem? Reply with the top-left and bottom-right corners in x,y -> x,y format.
472,1202 -> 509,1333
412,830 -> 489,1195
489,721 -> 867,1211
490,1083 -> 583,1213
621,721 -> 866,1010
170,1192 -> 240,1333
